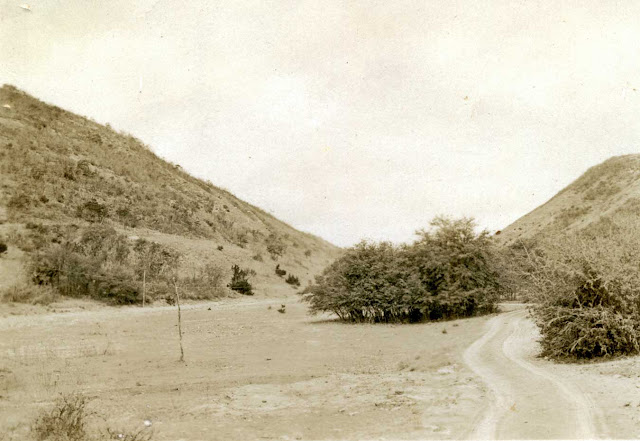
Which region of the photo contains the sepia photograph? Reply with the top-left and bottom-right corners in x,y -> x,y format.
1,1 -> 640,440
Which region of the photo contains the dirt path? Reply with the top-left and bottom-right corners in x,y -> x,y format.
464,308 -> 599,439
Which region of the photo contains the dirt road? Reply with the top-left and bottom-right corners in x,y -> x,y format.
464,308 -> 601,439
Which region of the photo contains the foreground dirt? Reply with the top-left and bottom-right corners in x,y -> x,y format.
3,299 -> 640,440
0,296 -> 488,440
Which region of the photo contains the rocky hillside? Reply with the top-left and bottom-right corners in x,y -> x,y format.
498,155 -> 640,245
0,85 -> 341,298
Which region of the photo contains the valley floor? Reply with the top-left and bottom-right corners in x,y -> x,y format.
1,299 -> 640,440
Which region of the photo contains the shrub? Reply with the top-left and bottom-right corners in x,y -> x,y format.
275,264 -> 286,277
253,253 -> 264,262
7,192 -> 31,210
266,233 -> 286,260
32,393 -> 89,441
1,282 -> 59,305
536,304 -> 639,359
179,263 -> 226,299
285,274 -> 300,287
526,218 -> 640,359
304,217 -> 500,323
0,241 -> 7,255
228,264 -> 253,295
76,199 -> 109,223
32,393 -> 154,441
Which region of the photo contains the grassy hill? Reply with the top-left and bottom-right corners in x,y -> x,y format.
497,154 -> 640,245
0,85 -> 341,303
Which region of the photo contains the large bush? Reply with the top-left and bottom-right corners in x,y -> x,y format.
526,216 -> 640,360
303,217 -> 500,323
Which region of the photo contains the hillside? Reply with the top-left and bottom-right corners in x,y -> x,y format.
497,154 -> 640,245
0,85 -> 341,301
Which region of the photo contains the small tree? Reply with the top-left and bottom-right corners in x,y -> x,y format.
266,233 -> 286,260
229,264 -> 253,295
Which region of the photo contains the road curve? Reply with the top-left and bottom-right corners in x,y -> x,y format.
463,309 -> 598,440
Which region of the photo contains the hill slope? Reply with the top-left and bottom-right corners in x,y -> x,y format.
0,85 -> 341,298
498,154 -> 640,245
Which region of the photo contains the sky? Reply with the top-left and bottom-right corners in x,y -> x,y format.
1,0 -> 639,246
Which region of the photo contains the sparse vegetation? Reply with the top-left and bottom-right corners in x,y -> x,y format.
32,393 -> 89,441
31,393 -> 153,441
1,282 -> 59,305
0,85 -> 339,286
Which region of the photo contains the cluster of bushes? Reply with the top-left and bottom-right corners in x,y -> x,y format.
303,217 -> 501,323
521,217 -> 640,360
10,223 -> 227,305
29,226 -> 180,304
274,264 -> 300,287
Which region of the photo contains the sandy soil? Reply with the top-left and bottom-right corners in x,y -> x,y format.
0,295 -> 489,440
3,298 -> 640,440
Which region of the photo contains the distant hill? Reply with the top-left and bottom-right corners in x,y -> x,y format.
497,155 -> 640,245
0,85 -> 341,297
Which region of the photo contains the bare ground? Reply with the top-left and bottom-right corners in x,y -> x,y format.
2,299 -> 640,440
0,295 -> 488,440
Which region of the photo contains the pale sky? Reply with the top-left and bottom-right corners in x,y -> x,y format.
2,0 -> 639,246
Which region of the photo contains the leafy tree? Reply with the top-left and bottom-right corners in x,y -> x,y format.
304,217 -> 500,323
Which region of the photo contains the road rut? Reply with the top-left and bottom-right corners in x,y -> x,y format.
464,309 -> 599,439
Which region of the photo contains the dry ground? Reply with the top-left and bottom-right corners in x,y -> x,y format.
0,295 -> 489,441
2,298 -> 640,440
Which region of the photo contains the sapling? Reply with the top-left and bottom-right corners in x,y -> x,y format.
173,278 -> 184,362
